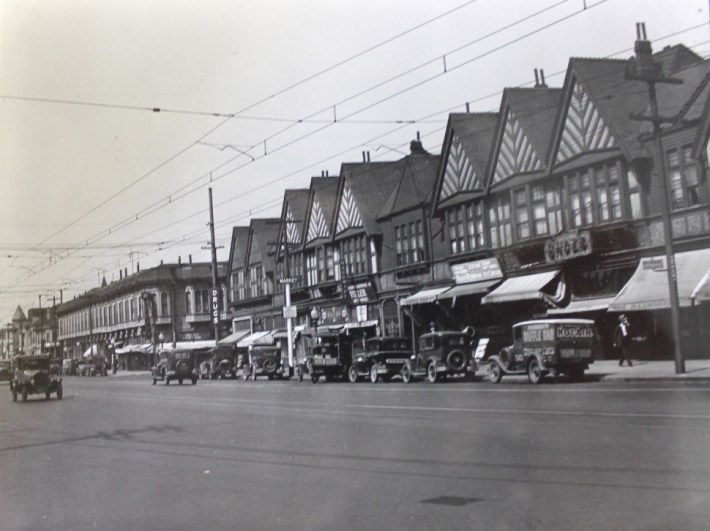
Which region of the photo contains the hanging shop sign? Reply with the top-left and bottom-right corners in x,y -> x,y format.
346,282 -> 376,304
544,230 -> 592,264
450,258 -> 503,284
211,289 -> 220,324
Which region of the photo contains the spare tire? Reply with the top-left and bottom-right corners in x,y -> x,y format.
446,350 -> 466,371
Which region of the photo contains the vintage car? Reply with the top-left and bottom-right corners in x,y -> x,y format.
196,350 -> 213,380
0,359 -> 11,382
10,355 -> 63,401
243,346 -> 284,381
77,355 -> 108,377
488,319 -> 597,384
151,349 -> 198,385
62,358 -> 79,376
305,332 -> 353,383
402,329 -> 478,383
206,347 -> 238,379
348,336 -> 412,383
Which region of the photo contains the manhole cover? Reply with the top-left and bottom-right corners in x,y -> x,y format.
421,496 -> 479,507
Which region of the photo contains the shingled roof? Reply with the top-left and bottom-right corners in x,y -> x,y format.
227,226 -> 251,275
377,153 -> 440,220
247,218 -> 280,273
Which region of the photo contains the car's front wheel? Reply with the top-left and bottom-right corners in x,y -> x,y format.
21,387 -> 27,402
401,364 -> 412,384
528,359 -> 544,384
369,364 -> 379,384
426,362 -> 438,384
56,383 -> 63,400
489,361 -> 503,384
348,366 -> 358,383
45,390 -> 51,400
296,365 -> 304,382
12,388 -> 17,402
310,373 -> 319,384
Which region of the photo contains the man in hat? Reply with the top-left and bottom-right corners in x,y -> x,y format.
614,314 -> 633,367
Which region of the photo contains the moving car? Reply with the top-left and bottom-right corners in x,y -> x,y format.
402,329 -> 478,383
151,349 -> 198,385
348,336 -> 412,383
10,355 -> 63,401
206,347 -> 238,379
487,319 -> 597,384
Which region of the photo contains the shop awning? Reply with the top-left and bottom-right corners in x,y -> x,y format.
609,249 -> 710,311
273,325 -> 306,340
399,286 -> 451,306
82,344 -> 101,358
236,331 -> 271,348
160,340 -> 218,351
218,330 -> 251,346
547,296 -> 616,315
343,320 -> 378,329
482,270 -> 563,305
253,330 -> 278,345
438,279 -> 501,300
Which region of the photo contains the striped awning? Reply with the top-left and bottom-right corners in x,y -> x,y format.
482,270 -> 563,305
399,287 -> 451,306
609,249 -> 710,311
218,330 -> 251,346
547,296 -> 616,315
236,331 -> 272,348
438,279 -> 501,300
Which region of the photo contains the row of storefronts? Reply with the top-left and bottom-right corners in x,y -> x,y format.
8,36 -> 710,366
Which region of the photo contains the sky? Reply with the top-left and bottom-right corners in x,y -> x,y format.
0,0 -> 708,322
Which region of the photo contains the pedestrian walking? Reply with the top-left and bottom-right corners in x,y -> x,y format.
614,314 -> 633,367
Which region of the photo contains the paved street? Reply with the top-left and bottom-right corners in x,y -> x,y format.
1,375 -> 710,531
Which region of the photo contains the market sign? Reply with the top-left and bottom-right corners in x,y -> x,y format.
450,258 -> 503,284
544,230 -> 592,264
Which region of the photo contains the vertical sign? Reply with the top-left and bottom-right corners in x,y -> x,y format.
211,289 -> 219,325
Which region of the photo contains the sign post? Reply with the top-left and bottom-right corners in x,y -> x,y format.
279,277 -> 299,372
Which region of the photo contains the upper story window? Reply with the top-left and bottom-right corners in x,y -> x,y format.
488,196 -> 512,249
513,188 -> 530,240
668,145 -> 701,210
446,202 -> 485,255
160,292 -> 169,316
185,291 -> 192,314
306,245 -> 337,285
627,169 -> 643,219
340,236 -> 366,277
595,164 -> 622,222
248,265 -> 264,298
395,221 -> 425,265
568,172 -> 593,228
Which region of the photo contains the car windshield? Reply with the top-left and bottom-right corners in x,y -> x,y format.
23,358 -> 50,370
172,352 -> 191,360
381,339 -> 409,351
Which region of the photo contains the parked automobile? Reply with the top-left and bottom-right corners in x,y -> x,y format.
10,355 -> 63,401
206,347 -> 238,379
62,358 -> 79,376
305,332 -> 353,383
487,319 -> 597,384
151,349 -> 198,385
243,346 -> 284,380
348,336 -> 412,383
402,329 -> 478,383
77,355 -> 108,376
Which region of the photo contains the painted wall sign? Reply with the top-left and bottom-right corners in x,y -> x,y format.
544,230 -> 592,263
450,258 -> 503,284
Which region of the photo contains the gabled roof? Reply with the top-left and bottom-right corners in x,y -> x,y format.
276,189 -> 309,260
651,59 -> 710,128
548,57 -> 650,168
304,176 -> 339,246
335,160 -> 402,237
653,44 -> 704,75
227,226 -> 251,275
433,112 -> 498,212
489,87 -> 561,189
12,305 -> 26,322
377,153 -> 440,220
247,218 -> 280,272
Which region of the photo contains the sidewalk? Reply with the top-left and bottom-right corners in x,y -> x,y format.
587,359 -> 710,382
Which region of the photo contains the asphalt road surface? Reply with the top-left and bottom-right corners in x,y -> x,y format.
1,374 -> 709,531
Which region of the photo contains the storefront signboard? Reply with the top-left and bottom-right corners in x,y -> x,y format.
451,258 -> 503,284
544,230 -> 592,264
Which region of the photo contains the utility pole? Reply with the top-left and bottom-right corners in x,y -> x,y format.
208,188 -> 220,347
626,22 -> 685,374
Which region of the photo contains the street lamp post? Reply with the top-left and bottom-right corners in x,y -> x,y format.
158,332 -> 165,351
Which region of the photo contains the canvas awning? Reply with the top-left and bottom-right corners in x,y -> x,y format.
482,270 -> 563,305
547,296 -> 617,315
273,325 -> 306,340
609,249 -> 710,311
159,340 -> 217,351
438,279 -> 501,300
399,287 -> 451,306
82,344 -> 101,358
236,331 -> 271,348
218,330 -> 251,346
253,330 -> 278,345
